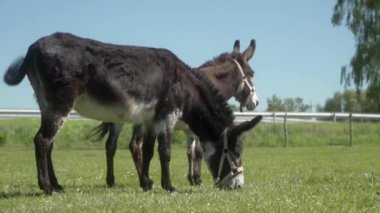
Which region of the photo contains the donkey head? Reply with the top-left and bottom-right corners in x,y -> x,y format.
232,39 -> 259,111
204,40 -> 259,111
203,115 -> 263,189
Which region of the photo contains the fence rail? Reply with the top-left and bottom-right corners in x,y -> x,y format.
1,109 -> 379,146
1,109 -> 380,121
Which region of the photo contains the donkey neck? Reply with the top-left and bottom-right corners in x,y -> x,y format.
179,71 -> 233,142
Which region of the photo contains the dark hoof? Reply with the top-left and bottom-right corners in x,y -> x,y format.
188,175 -> 202,186
44,188 -> 53,195
163,184 -> 176,192
193,178 -> 202,186
106,175 -> 115,187
140,177 -> 153,191
53,184 -> 65,193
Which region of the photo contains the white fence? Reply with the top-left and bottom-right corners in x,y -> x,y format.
2,109 -> 380,121
234,111 -> 380,123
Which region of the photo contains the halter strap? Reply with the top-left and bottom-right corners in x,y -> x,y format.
215,129 -> 244,188
231,59 -> 255,112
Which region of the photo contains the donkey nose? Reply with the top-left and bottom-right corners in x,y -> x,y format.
235,182 -> 244,189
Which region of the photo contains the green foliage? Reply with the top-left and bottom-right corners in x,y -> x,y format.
266,95 -> 311,112
0,146 -> 379,212
322,89 -> 380,112
332,0 -> 380,105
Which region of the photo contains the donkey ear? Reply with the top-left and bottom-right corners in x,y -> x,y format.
231,115 -> 262,136
233,40 -> 240,54
242,39 -> 256,61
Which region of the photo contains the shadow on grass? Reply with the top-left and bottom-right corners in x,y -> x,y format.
0,191 -> 44,199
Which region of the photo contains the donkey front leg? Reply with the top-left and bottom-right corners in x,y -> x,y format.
157,128 -> 175,192
34,115 -> 65,194
105,123 -> 123,187
140,126 -> 156,191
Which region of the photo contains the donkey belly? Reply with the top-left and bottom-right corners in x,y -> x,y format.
74,92 -> 156,123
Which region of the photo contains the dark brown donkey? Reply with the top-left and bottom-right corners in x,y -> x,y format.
4,32 -> 262,193
92,40 -> 259,187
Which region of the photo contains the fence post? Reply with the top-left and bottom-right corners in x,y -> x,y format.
284,112 -> 288,147
349,113 -> 353,146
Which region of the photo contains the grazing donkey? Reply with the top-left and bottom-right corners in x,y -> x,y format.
4,32 -> 262,194
92,40 -> 259,187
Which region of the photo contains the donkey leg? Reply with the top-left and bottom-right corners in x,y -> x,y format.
157,128 -> 175,192
187,135 -> 203,186
105,123 -> 123,187
187,135 -> 196,185
34,114 -> 65,194
129,124 -> 143,178
192,138 -> 203,185
140,126 -> 156,191
47,142 -> 63,192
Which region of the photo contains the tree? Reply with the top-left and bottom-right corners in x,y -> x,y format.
266,95 -> 310,112
267,95 -> 285,111
322,89 -> 380,113
323,92 -> 343,112
332,0 -> 380,105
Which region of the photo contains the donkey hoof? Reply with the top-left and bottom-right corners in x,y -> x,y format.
53,185 -> 65,193
163,185 -> 176,192
193,178 -> 202,186
106,176 -> 115,187
142,184 -> 153,191
42,186 -> 54,195
140,178 -> 153,191
193,175 -> 202,185
188,175 -> 202,186
107,182 -> 115,188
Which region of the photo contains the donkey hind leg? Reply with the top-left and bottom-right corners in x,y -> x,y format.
157,127 -> 175,192
187,135 -> 196,185
34,114 -> 66,194
105,123 -> 123,187
192,138 -> 203,185
129,124 -> 144,178
140,126 -> 156,191
187,135 -> 203,186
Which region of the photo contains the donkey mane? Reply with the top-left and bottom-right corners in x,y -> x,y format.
199,52 -> 240,69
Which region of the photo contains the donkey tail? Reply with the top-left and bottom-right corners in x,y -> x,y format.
4,51 -> 33,85
87,122 -> 112,142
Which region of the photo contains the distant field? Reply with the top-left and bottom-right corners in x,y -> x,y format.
0,146 -> 379,212
1,118 -> 380,148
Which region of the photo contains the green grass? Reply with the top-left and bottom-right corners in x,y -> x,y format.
0,118 -> 380,211
0,146 -> 379,212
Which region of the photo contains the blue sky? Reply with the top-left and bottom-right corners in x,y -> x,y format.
0,0 -> 354,111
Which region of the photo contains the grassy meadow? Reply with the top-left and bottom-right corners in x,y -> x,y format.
0,118 -> 379,212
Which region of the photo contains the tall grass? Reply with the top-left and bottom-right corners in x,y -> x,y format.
2,118 -> 378,149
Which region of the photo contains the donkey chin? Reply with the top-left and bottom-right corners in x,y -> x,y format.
246,95 -> 259,111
